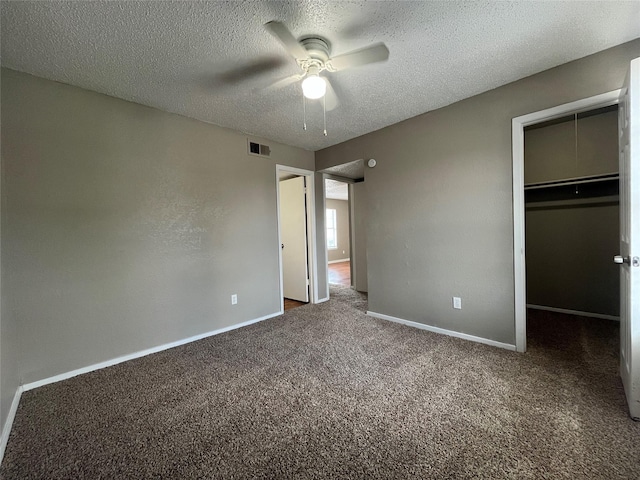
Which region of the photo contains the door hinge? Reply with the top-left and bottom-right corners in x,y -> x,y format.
306,278 -> 310,286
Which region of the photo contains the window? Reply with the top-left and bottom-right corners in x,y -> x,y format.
326,208 -> 337,249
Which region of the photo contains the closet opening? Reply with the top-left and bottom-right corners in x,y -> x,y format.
523,104 -> 620,349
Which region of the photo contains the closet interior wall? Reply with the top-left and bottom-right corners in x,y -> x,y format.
524,106 -> 620,317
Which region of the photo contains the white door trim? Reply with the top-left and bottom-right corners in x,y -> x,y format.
276,165 -> 318,312
512,90 -> 621,352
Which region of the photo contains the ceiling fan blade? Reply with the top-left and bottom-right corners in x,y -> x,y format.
266,74 -> 304,91
214,57 -> 287,85
328,43 -> 389,71
324,78 -> 340,111
265,21 -> 309,61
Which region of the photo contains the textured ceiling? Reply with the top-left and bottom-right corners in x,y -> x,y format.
2,1 -> 639,151
320,159 -> 365,180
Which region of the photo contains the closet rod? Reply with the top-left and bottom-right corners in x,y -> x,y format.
525,196 -> 620,209
524,173 -> 618,191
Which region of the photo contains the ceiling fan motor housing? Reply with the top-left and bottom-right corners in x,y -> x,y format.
300,36 -> 331,63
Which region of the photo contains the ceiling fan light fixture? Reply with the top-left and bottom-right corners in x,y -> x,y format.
301,74 -> 326,99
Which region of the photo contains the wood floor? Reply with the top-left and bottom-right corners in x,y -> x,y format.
284,298 -> 307,311
329,261 -> 350,286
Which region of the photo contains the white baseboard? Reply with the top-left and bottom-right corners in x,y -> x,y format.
1,311 -> 283,465
328,258 -> 350,264
22,311 -> 281,392
367,311 -> 516,351
0,385 -> 23,465
316,296 -> 330,303
526,304 -> 619,321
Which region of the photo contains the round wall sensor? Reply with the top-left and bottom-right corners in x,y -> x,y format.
367,158 -> 377,168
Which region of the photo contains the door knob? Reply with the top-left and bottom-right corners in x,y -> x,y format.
614,255 -> 630,265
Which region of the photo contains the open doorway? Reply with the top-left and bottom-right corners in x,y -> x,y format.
513,73 -> 640,420
522,105 -> 620,371
325,178 -> 351,286
317,159 -> 368,299
276,165 -> 318,312
317,161 -> 369,314
524,105 -> 619,320
512,90 -> 621,352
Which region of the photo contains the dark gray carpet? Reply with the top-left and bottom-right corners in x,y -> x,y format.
2,286 -> 639,479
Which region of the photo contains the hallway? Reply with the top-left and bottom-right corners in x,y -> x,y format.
328,261 -> 350,286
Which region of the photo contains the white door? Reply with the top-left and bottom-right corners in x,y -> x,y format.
616,57 -> 640,420
280,176 -> 309,302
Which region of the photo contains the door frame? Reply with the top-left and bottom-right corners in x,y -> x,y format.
276,165 -> 318,313
512,89 -> 621,352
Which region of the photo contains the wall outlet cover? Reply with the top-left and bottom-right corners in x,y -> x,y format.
453,297 -> 462,309
231,294 -> 238,305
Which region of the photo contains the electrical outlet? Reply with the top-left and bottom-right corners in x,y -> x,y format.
231,294 -> 238,305
453,297 -> 462,309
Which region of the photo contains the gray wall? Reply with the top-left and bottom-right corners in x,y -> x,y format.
350,182 -> 368,293
316,40 -> 640,345
526,202 -> 619,315
1,111 -> 21,433
326,199 -> 350,262
1,69 -> 21,434
525,110 -> 619,316
0,278 -> 19,439
1,68 -> 314,384
315,174 -> 328,300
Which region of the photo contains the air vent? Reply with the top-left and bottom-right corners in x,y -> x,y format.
248,140 -> 271,157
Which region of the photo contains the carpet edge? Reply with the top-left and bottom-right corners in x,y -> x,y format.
22,311 -> 282,392
0,385 -> 23,465
367,310 -> 516,351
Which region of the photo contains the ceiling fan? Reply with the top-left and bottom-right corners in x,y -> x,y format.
264,21 -> 390,114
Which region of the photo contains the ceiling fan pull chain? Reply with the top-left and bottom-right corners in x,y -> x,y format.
323,94 -> 328,136
302,93 -> 307,131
